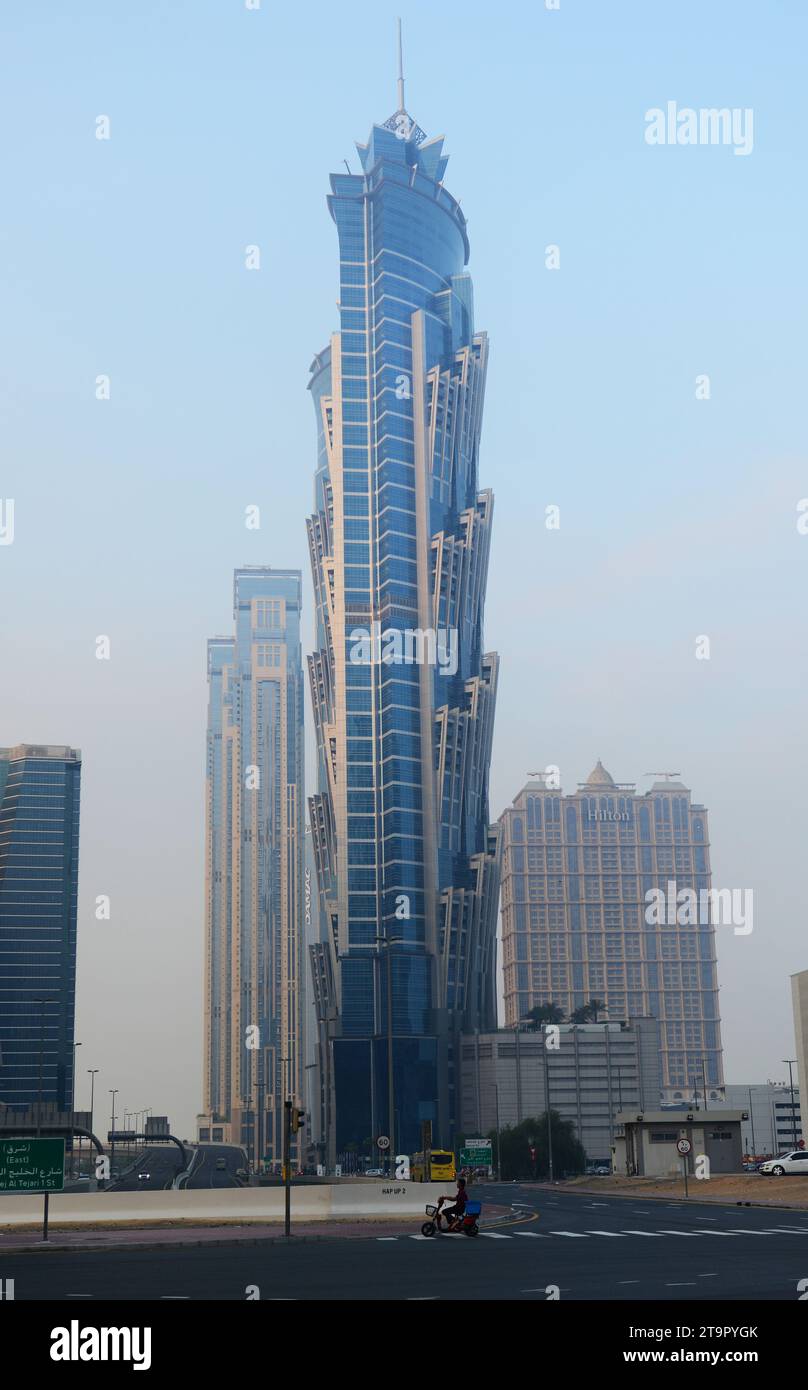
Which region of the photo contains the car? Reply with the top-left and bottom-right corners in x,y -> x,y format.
137,1172 -> 151,1181
215,1157 -> 227,1170
758,1150 -> 808,1176
235,1167 -> 248,1180
595,1166 -> 611,1175
365,1168 -> 383,1176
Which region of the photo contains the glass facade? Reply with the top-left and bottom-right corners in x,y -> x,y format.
0,745 -> 81,1114
202,569 -> 305,1163
499,765 -> 725,1100
307,100 -> 499,1157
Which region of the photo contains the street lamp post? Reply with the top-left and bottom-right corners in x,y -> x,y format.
543,1028 -> 554,1181
109,1090 -> 119,1178
783,1060 -> 798,1149
375,934 -> 404,1176
71,1042 -> 82,1172
87,1070 -> 99,1180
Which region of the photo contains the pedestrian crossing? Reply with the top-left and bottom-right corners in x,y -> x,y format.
379,1224 -> 808,1243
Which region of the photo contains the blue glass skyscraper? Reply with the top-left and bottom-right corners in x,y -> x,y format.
0,745 -> 81,1116
307,69 -> 499,1159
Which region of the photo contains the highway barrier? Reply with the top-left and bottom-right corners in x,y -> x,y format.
0,1180 -> 448,1227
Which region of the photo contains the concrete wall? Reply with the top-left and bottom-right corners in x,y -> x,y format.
0,1181 -> 448,1227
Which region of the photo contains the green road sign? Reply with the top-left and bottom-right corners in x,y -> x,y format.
459,1141 -> 492,1167
0,1138 -> 66,1192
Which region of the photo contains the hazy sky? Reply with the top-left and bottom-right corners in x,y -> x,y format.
2,1 -> 806,1136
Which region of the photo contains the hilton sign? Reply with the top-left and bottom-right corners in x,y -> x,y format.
587,810 -> 629,822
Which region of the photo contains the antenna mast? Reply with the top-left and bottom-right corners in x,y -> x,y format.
397,17 -> 405,111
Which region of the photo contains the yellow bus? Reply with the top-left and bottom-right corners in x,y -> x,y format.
411,1150 -> 456,1182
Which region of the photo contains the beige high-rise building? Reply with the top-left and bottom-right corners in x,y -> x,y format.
198,568 -> 305,1168
499,762 -> 725,1103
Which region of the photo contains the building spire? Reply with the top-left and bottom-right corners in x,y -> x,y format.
397,17 -> 405,112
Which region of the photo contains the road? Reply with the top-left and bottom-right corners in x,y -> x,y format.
183,1143 -> 247,1190
108,1145 -> 187,1192
4,1184 -> 808,1300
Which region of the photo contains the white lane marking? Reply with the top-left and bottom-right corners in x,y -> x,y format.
479,1232 -> 512,1239
632,1209 -> 651,1214
377,1237 -> 398,1241
725,1229 -> 775,1236
407,1296 -> 439,1300
549,1230 -> 589,1237
586,1230 -> 627,1237
160,1296 -> 191,1300
656,1230 -> 704,1236
515,1231 -> 551,1238
666,1281 -> 697,1287
618,1279 -> 641,1284
588,1203 -> 609,1207
621,1230 -> 664,1237
773,1226 -> 808,1233
698,1230 -> 738,1236
698,1273 -> 718,1278
65,1294 -> 93,1298
409,1234 -> 433,1241
695,1216 -> 717,1221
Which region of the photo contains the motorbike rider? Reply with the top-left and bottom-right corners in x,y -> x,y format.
437,1176 -> 468,1231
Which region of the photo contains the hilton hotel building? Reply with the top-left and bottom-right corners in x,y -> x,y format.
499,763 -> 724,1102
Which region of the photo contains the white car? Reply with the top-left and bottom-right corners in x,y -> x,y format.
758,1150 -> 808,1176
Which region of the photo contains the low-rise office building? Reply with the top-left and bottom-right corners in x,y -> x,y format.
460,1018 -> 662,1164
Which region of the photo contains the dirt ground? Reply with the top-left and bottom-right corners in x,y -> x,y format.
559,1173 -> 808,1206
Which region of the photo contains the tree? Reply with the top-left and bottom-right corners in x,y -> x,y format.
522,1002 -> 565,1029
487,1114 -> 586,1180
569,998 -> 607,1024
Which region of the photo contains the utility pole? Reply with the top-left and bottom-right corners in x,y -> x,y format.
109,1090 -> 118,1179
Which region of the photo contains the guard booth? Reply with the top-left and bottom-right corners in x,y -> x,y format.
612,1110 -> 746,1177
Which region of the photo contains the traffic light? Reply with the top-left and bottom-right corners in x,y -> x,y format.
291,1109 -> 306,1134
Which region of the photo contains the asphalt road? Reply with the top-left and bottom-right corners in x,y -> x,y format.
108,1145 -> 186,1192
183,1143 -> 247,1190
4,1184 -> 808,1300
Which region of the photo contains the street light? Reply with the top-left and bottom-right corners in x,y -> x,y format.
374,934 -> 405,1176
34,996 -> 56,1139
109,1090 -> 119,1178
783,1060 -> 798,1149
71,1042 -> 82,1173
87,1070 -> 99,1178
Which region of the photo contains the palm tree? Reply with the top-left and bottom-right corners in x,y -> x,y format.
522,1002 -> 566,1029
589,997 -> 605,1022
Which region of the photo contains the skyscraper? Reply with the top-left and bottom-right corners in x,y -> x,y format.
0,744 -> 81,1115
306,57 -> 499,1159
499,763 -> 725,1102
200,568 -> 305,1166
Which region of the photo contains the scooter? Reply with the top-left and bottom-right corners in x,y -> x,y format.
421,1195 -> 481,1237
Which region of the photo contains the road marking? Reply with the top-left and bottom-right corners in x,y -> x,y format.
549,1230 -> 589,1238
618,1280 -> 640,1285
588,1202 -> 609,1207
479,1232 -> 512,1239
160,1296 -> 191,1300
585,1230 -> 626,1237
698,1273 -> 718,1278
773,1226 -> 808,1233
407,1296 -> 439,1300
632,1209 -> 651,1214
515,1231 -> 551,1238
666,1281 -> 697,1287
409,1234 -> 433,1240
65,1294 -> 93,1298
656,1230 -> 704,1236
725,1229 -> 775,1236
695,1216 -> 717,1221
621,1230 -> 664,1237
377,1237 -> 398,1241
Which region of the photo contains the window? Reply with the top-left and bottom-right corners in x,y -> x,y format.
256,643 -> 282,666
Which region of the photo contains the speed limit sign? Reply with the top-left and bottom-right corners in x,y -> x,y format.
377,1135 -> 390,1150
677,1138 -> 692,1156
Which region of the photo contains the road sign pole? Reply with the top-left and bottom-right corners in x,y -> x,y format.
682,1155 -> 689,1199
43,1193 -> 49,1243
